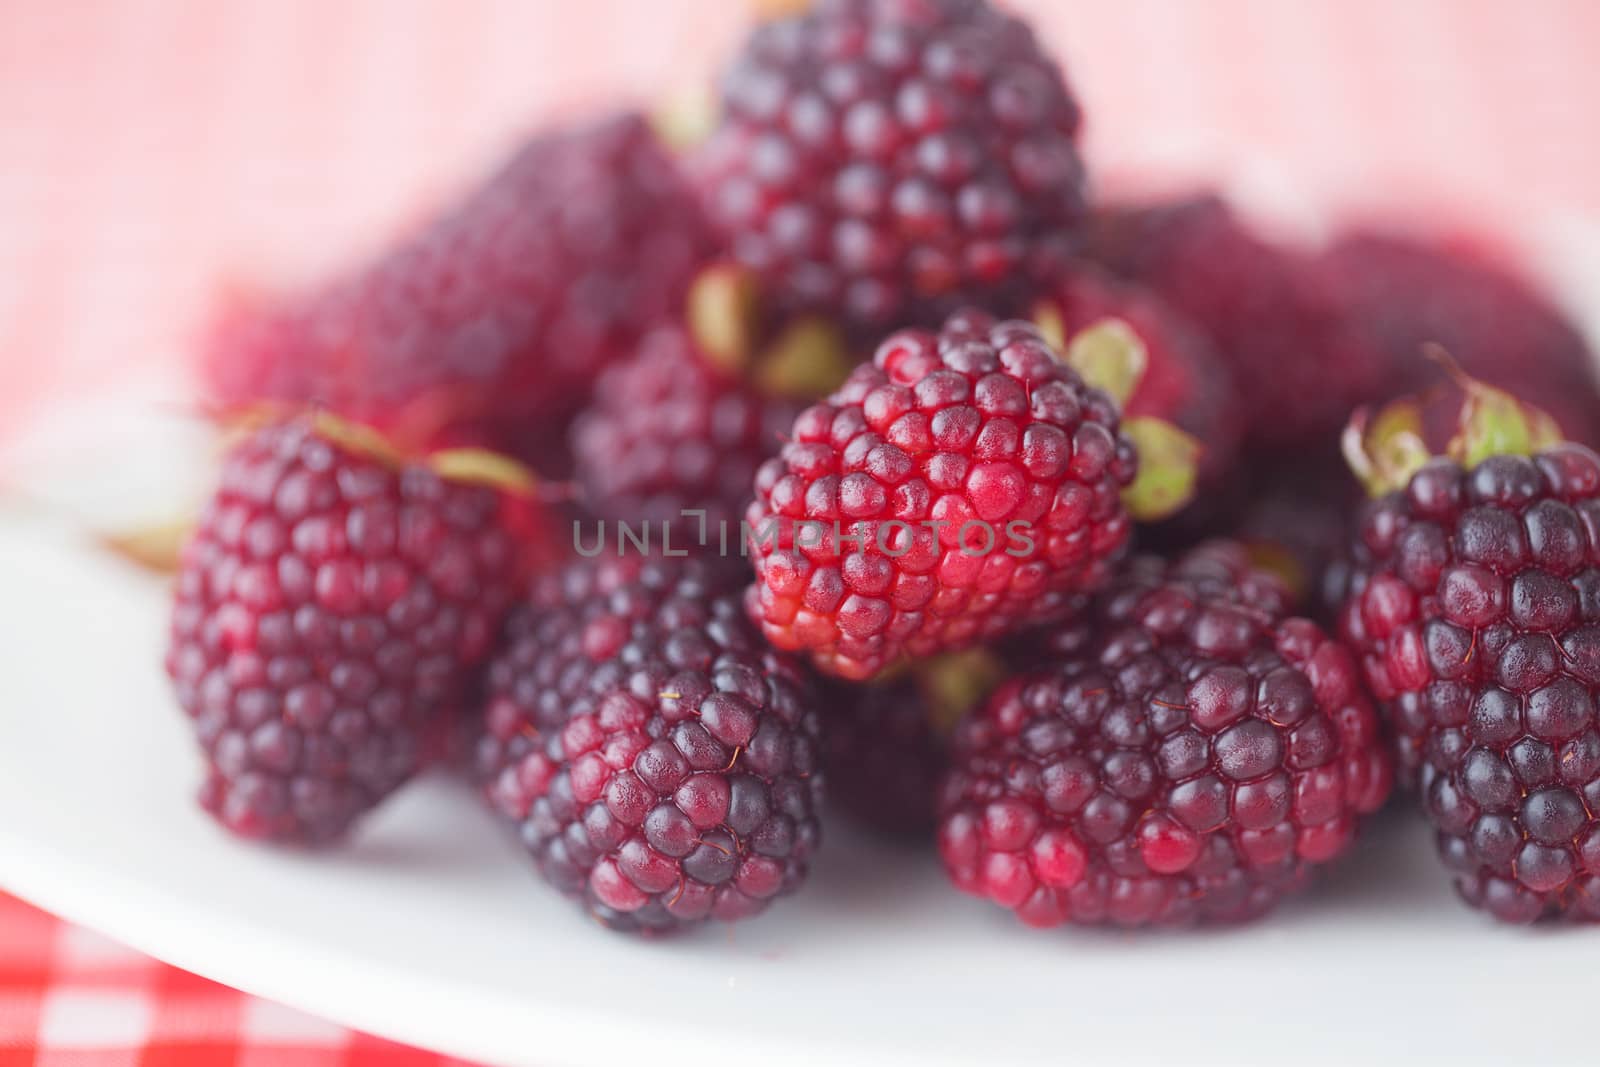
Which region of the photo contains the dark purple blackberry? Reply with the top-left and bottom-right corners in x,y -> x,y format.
477,557 -> 824,933
939,542 -> 1393,927
695,0 -> 1087,337
1087,194 -> 1387,448
819,675 -> 946,834
817,651 -> 999,835
572,325 -> 800,536
1319,228 -> 1600,448
1339,441 -> 1600,922
204,113 -> 717,467
165,415 -> 532,843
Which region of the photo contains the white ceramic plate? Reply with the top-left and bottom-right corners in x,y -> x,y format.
6,213 -> 1600,1065
5,419 -> 1600,1067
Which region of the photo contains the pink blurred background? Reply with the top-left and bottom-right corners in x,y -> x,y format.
4,0 -> 1599,444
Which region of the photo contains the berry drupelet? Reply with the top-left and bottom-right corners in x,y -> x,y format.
695,0 -> 1087,337
744,310 -> 1171,681
477,557 -> 824,933
203,113 -> 716,467
939,542 -> 1392,928
165,415 -> 536,843
1338,377 -> 1600,922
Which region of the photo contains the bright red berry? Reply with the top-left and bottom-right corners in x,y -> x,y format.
744,310 -> 1138,680
477,557 -> 824,934
165,416 -> 538,843
940,542 -> 1392,927
203,114 -> 716,467
695,0 -> 1086,337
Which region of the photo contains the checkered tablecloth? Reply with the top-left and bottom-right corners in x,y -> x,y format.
0,894 -> 470,1067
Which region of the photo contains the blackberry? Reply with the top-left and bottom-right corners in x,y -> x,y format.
570,266 -> 850,540
1339,378 -> 1600,921
203,113 -> 716,467
477,557 -> 824,933
165,415 -> 534,843
745,310 -> 1175,681
939,542 -> 1392,927
1320,228 -> 1600,447
1087,195 -> 1385,448
695,0 -> 1087,337
572,326 -> 801,536
818,650 -> 1001,835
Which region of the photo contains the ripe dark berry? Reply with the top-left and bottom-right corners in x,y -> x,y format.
695,0 -> 1086,337
572,324 -> 801,536
1087,195 -> 1384,448
939,542 -> 1392,927
1340,441 -> 1600,922
818,674 -> 947,835
744,310 -> 1137,680
165,416 -> 533,843
477,557 -> 824,933
816,651 -> 999,835
204,113 -> 716,466
1319,229 -> 1600,447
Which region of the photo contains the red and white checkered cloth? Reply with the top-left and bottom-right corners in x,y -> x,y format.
0,893 -> 473,1067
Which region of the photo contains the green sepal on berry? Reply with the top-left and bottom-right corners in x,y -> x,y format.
1036,311 -> 1201,523
1343,350 -> 1565,497
686,263 -> 853,400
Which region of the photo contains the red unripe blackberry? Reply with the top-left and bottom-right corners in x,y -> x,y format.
744,310 -> 1150,681
939,542 -> 1392,928
477,557 -> 824,934
1319,229 -> 1600,447
203,113 -> 716,466
1035,266 -> 1241,488
1339,383 -> 1600,922
1087,195 -> 1385,449
695,0 -> 1087,337
165,416 -> 538,843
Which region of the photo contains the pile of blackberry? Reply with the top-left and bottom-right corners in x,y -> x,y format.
176,0 -> 1600,940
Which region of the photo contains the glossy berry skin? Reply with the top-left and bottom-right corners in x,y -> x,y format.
571,325 -> 800,538
1319,230 -> 1600,447
818,675 -> 947,835
204,114 -> 715,465
745,310 -> 1137,680
1087,195 -> 1383,448
165,419 -> 528,843
1338,446 -> 1600,922
1045,267 -> 1241,486
696,0 -> 1086,337
477,558 -> 824,934
940,543 -> 1392,928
